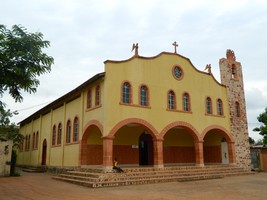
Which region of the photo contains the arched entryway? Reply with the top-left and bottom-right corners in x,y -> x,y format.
41,139 -> 47,166
110,118 -> 158,167
80,122 -> 103,166
160,122 -> 201,166
202,127 -> 235,165
139,132 -> 154,165
163,127 -> 196,165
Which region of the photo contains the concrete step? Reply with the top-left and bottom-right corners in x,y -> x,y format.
22,167 -> 46,173
52,173 -> 224,188
52,165 -> 253,188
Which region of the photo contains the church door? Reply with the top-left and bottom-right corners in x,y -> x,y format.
139,132 -> 154,166
221,140 -> 229,164
41,139 -> 47,165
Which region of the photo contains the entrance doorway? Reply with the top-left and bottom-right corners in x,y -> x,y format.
221,138 -> 229,164
139,132 -> 153,165
41,139 -> 47,165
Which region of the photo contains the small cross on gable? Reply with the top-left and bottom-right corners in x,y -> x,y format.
172,41 -> 178,54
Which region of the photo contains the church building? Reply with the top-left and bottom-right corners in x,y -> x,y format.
17,44 -> 251,171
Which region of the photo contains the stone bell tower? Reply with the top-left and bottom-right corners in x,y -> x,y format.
219,49 -> 251,170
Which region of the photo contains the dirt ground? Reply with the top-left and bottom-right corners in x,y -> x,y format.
0,170 -> 267,200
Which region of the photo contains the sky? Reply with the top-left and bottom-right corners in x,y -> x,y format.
1,0 -> 267,141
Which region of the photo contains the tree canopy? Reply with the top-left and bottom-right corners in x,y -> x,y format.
253,107 -> 267,145
0,24 -> 54,103
0,24 -> 53,145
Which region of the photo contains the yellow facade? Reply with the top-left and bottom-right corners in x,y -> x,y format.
18,51 -> 239,169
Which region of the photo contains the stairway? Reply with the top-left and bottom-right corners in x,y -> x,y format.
52,165 -> 253,188
22,166 -> 46,173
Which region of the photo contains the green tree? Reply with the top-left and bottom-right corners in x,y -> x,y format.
0,104 -> 23,147
0,25 -> 53,174
248,137 -> 255,145
253,107 -> 267,145
0,24 -> 54,103
0,24 -> 53,142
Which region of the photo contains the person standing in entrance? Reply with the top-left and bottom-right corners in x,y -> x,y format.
113,158 -> 125,173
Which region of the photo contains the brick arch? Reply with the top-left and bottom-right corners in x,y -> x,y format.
201,125 -> 236,164
108,118 -> 159,140
160,121 -> 201,142
201,125 -> 234,143
79,120 -> 103,166
82,120 -> 103,141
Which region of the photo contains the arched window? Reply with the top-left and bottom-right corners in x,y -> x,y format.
35,131 -> 39,149
122,82 -> 131,103
73,117 -> 79,142
206,97 -> 212,114
235,101 -> 240,117
28,134 -> 31,150
168,90 -> 176,110
231,64 -> 237,79
32,132 -> 35,149
25,135 -> 28,150
217,99 -> 223,115
57,123 -> 62,145
95,85 -> 101,106
183,93 -> 190,112
20,140 -> 24,151
66,120 -> 71,143
52,125 -> 56,145
140,85 -> 148,106
87,89 -> 92,108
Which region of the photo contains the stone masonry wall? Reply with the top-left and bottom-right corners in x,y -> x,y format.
219,50 -> 251,170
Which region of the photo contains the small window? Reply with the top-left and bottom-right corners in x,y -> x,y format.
28,134 -> 31,150
168,90 -> 176,110
73,117 -> 79,142
95,85 -> 101,106
206,97 -> 212,114
32,132 -> 35,149
25,135 -> 27,150
183,93 -> 190,112
231,64 -> 238,79
122,82 -> 131,103
20,140 -> 24,151
140,85 -> 149,106
66,120 -> 71,143
217,99 -> 223,115
52,125 -> 56,145
35,131 -> 39,149
57,123 -> 62,145
173,66 -> 183,80
87,89 -> 92,108
235,101 -> 240,117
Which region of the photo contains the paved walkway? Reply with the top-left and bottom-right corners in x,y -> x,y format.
0,170 -> 267,200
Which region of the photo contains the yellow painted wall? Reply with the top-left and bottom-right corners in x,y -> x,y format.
40,113 -> 51,165
18,52 -> 232,168
203,131 -> 224,146
82,81 -> 105,129
163,129 -> 194,146
63,145 -> 79,166
113,126 -> 144,145
49,148 -> 62,166
104,53 -> 230,138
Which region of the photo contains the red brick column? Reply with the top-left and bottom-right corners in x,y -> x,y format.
194,140 -> 204,166
102,136 -> 114,171
228,141 -> 236,165
153,138 -> 164,168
